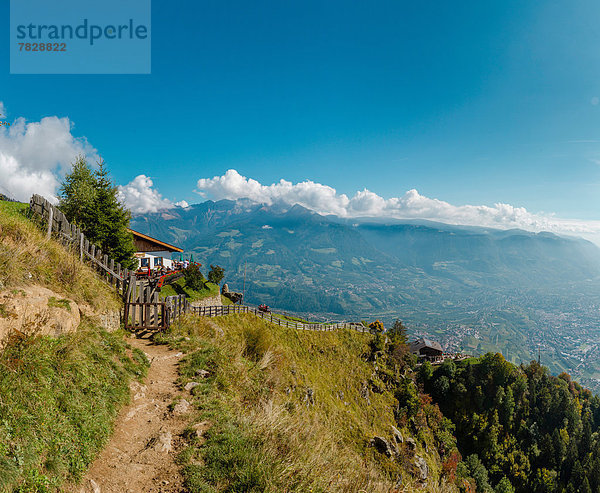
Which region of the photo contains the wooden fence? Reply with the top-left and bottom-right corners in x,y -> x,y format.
164,294 -> 189,327
122,274 -> 164,331
29,194 -> 131,292
189,304 -> 369,333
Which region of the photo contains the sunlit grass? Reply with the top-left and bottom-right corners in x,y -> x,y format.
155,314 -> 437,492
0,200 -> 119,312
0,322 -> 149,491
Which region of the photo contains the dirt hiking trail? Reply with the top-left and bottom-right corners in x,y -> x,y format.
73,337 -> 188,493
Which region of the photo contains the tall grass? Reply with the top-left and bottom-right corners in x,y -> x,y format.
0,201 -> 119,312
0,322 -> 149,492
157,314 -> 438,492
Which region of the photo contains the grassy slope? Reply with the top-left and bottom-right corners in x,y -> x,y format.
0,201 -> 149,492
0,201 -> 119,312
161,278 -> 220,301
0,325 -> 149,492
158,314 -> 454,492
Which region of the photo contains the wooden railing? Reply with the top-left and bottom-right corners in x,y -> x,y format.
189,304 -> 369,333
124,302 -> 167,331
29,194 -> 131,292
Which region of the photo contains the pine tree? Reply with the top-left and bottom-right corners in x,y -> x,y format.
388,319 -> 408,345
91,160 -> 136,268
59,157 -> 136,268
59,155 -> 96,227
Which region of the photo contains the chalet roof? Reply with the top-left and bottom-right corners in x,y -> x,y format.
128,229 -> 183,253
410,338 -> 443,353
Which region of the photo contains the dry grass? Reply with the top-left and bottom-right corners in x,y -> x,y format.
0,201 -> 119,313
159,314 -> 453,492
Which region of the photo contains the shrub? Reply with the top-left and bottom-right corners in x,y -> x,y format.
368,320 -> 384,334
184,264 -> 206,291
207,265 -> 225,285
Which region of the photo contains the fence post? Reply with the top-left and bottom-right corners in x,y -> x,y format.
79,232 -> 84,261
131,280 -> 138,327
145,286 -> 151,328
46,206 -> 53,239
153,291 -> 159,327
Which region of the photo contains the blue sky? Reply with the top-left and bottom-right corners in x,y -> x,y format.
2,1 -> 600,239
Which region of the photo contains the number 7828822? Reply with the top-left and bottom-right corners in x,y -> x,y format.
18,42 -> 67,52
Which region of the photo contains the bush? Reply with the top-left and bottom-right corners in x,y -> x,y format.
395,378 -> 420,417
368,320 -> 384,334
184,264 -> 206,291
207,265 -> 225,285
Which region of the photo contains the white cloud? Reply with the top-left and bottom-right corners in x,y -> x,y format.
262,224 -> 272,229
118,175 -> 177,213
0,102 -> 6,118
175,200 -> 190,208
0,102 -> 98,202
196,169 -> 600,242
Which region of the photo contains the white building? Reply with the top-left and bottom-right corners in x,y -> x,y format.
128,229 -> 184,271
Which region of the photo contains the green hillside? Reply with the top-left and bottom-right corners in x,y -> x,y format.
156,314 -> 464,492
157,311 -> 600,493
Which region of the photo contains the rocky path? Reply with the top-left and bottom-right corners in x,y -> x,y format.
74,337 -> 188,493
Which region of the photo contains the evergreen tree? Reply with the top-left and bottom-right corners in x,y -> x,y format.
59,157 -> 136,268
466,454 -> 493,493
418,361 -> 434,384
58,155 -> 96,227
388,319 -> 408,345
552,428 -> 567,469
500,387 -> 515,427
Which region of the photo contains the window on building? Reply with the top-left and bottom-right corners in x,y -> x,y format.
141,258 -> 149,267
154,257 -> 163,267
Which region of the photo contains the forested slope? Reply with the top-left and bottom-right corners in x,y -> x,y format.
422,354 -> 600,492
